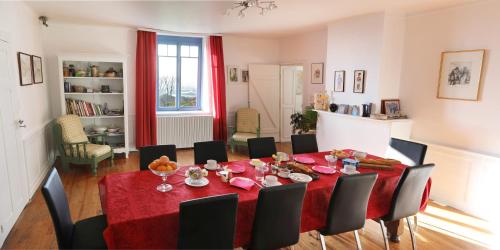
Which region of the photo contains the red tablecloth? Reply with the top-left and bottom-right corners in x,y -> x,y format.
98,151 -> 431,249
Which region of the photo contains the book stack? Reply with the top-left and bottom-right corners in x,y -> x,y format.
65,99 -> 104,117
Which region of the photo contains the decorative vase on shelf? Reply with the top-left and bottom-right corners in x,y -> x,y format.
362,103 -> 372,117
329,103 -> 338,112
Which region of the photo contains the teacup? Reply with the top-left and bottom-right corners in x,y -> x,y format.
207,159 -> 217,168
264,175 -> 278,185
343,165 -> 357,173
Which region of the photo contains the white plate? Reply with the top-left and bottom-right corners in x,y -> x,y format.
289,173 -> 313,183
262,180 -> 282,187
277,171 -> 290,178
249,159 -> 265,167
185,177 -> 209,187
340,169 -> 360,175
203,164 -> 220,171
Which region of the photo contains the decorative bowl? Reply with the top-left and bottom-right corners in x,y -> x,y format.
93,127 -> 107,133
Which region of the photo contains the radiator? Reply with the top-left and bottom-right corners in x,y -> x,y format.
157,115 -> 213,149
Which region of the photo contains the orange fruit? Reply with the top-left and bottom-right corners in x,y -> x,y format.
157,166 -> 167,171
160,155 -> 170,162
167,162 -> 177,169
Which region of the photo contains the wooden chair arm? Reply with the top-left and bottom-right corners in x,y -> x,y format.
63,141 -> 89,159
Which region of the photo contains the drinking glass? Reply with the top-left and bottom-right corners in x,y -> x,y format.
255,164 -> 268,182
325,155 -> 338,169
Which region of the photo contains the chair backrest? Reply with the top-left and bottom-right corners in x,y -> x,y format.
249,182 -> 307,250
178,193 -> 239,249
321,173 -> 378,236
41,168 -> 74,249
56,115 -> 88,144
194,140 -> 228,165
236,108 -> 259,133
385,164 -> 435,221
388,138 -> 428,166
139,144 -> 177,170
247,137 -> 277,159
291,134 -> 318,154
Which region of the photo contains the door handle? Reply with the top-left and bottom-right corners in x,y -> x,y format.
18,120 -> 27,128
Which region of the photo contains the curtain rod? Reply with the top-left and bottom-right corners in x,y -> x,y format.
138,27 -> 223,37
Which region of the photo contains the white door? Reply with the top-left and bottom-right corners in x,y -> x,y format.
249,64 -> 280,140
280,66 -> 303,142
0,37 -> 28,244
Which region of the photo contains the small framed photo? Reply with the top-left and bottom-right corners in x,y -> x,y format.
227,66 -> 239,84
353,70 -> 365,93
437,49 -> 485,101
334,70 -> 345,92
17,52 -> 33,86
241,70 -> 249,83
32,55 -> 43,84
311,63 -> 324,84
381,99 -> 400,116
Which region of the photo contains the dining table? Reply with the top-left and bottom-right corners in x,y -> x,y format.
98,150 -> 431,249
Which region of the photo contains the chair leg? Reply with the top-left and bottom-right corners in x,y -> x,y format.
406,217 -> 417,250
91,159 -> 98,176
354,230 -> 362,250
110,151 -> 114,167
319,233 -> 327,250
61,158 -> 69,172
379,220 -> 390,250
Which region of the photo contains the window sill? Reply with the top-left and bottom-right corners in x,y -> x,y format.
156,111 -> 212,117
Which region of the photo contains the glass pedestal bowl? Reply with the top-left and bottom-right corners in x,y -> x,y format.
149,164 -> 178,192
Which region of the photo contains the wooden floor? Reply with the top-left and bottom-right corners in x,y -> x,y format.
1,144 -> 492,249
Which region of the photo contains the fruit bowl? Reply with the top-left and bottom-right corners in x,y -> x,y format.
148,156 -> 178,192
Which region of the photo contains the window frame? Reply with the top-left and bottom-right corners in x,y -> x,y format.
156,35 -> 203,111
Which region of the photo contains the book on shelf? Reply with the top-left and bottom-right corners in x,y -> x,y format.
65,98 -> 109,117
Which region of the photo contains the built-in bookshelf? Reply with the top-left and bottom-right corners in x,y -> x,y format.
58,54 -> 129,157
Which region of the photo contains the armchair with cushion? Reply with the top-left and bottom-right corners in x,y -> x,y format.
54,115 -> 114,176
229,108 -> 260,153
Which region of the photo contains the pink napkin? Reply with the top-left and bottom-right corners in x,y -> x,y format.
312,165 -> 335,174
229,177 -> 254,190
294,156 -> 315,164
228,164 -> 245,173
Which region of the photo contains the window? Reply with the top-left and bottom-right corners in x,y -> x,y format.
157,35 -> 203,111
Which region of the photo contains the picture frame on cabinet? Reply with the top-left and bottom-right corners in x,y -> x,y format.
17,52 -> 33,86
334,70 -> 345,92
381,99 -> 400,116
311,63 -> 324,84
32,55 -> 43,84
437,49 -> 485,101
353,70 -> 365,93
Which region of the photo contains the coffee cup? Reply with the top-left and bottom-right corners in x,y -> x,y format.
265,175 -> 278,185
207,159 -> 217,168
343,165 -> 357,173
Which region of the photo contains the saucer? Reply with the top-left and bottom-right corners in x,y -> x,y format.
277,171 -> 290,178
262,180 -> 282,187
340,169 -> 360,175
185,177 -> 209,187
204,164 -> 219,171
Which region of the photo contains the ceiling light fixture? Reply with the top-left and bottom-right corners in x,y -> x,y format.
225,0 -> 278,18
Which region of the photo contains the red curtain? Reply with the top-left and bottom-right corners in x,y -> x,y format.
209,36 -> 228,142
135,30 -> 157,148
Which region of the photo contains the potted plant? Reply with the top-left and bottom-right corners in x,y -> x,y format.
290,106 -> 317,134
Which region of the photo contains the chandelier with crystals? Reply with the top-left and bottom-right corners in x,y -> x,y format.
225,0 -> 278,18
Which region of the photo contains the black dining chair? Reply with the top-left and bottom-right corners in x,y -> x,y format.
318,173 -> 378,250
139,144 -> 177,171
389,138 -> 428,166
247,137 -> 277,159
194,140 -> 228,165
248,182 -> 307,250
291,134 -> 319,154
178,193 -> 239,249
375,164 -> 435,250
42,168 -> 107,249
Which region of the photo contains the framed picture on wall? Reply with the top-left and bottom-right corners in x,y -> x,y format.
334,70 -> 345,92
353,70 -> 365,93
227,65 -> 239,84
32,55 -> 43,84
241,70 -> 249,83
437,49 -> 485,101
17,52 -> 33,86
311,63 -> 324,84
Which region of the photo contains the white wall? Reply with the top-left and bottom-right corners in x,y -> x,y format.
400,1 -> 500,157
222,35 -> 280,133
325,13 -> 385,109
279,29 -> 327,107
41,22 -> 137,147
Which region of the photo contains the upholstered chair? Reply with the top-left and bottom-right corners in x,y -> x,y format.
54,115 -> 113,175
229,108 -> 260,152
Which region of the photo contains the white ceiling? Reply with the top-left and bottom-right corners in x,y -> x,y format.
26,0 -> 476,37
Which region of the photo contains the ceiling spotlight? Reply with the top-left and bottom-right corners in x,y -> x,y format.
226,0 -> 278,18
